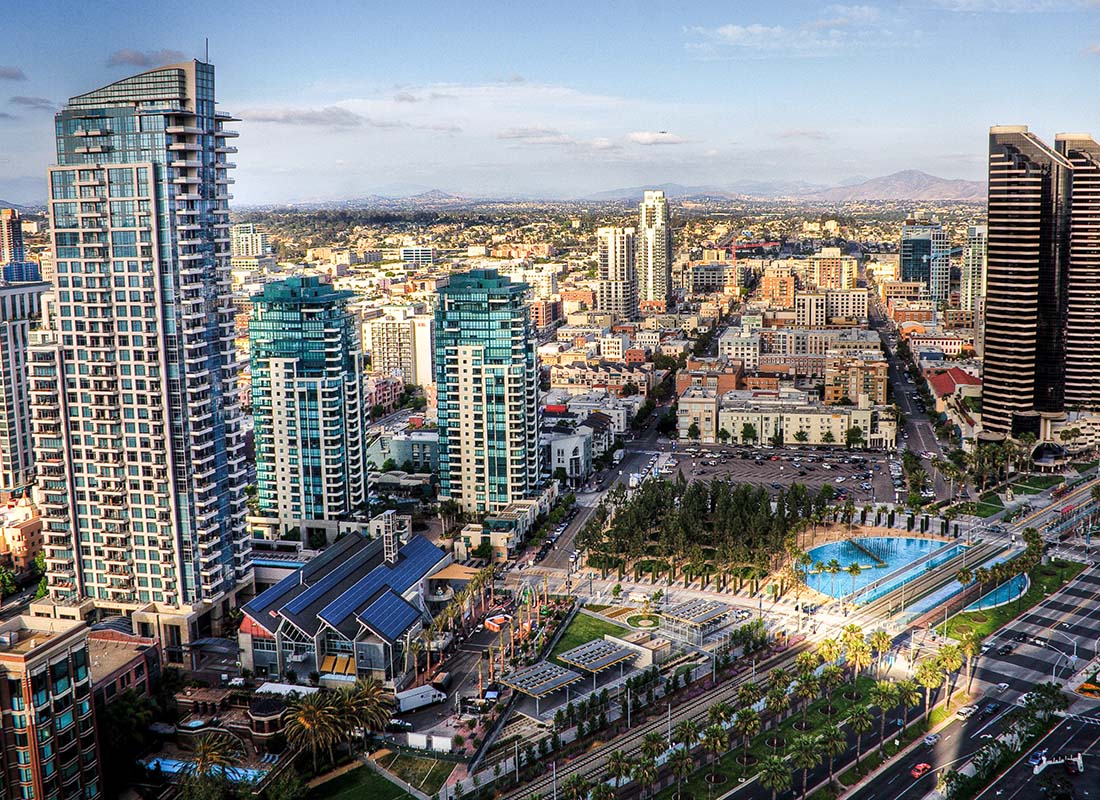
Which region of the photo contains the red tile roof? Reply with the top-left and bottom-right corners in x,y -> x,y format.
927,367 -> 981,398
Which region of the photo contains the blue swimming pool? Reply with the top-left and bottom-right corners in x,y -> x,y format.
965,573 -> 1029,611
805,538 -> 961,604
143,758 -> 269,783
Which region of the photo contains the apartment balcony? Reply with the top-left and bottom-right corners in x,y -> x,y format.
73,128 -> 109,137
165,125 -> 203,135
215,128 -> 239,138
168,141 -> 201,151
170,160 -> 202,169
73,144 -> 110,155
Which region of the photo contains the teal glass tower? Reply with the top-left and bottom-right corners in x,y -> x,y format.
250,277 -> 369,535
435,269 -> 539,514
31,61 -> 249,656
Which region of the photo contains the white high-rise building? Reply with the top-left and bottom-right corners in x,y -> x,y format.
960,224 -> 987,312
0,281 -> 49,500
596,226 -> 637,321
367,306 -> 435,387
229,222 -> 270,258
30,61 -> 249,660
638,190 -> 672,306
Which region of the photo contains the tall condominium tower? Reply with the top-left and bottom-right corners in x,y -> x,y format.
229,222 -> 270,258
1,208 -> 40,282
249,277 -> 369,538
30,61 -> 249,657
960,225 -> 987,313
0,616 -> 102,799
637,190 -> 672,306
595,226 -> 638,321
0,281 -> 49,500
981,126 -> 1100,438
900,212 -> 950,302
808,247 -> 857,290
435,269 -> 539,514
367,305 -> 435,387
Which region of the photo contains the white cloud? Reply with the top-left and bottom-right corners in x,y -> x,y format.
628,131 -> 687,145
686,5 -> 898,56
777,128 -> 830,140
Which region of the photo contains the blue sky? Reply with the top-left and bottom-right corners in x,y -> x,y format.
2,0 -> 1100,203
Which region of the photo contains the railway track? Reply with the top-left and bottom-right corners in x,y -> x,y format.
499,641 -> 812,800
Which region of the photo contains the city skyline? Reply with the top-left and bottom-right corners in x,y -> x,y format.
3,1 -> 1100,203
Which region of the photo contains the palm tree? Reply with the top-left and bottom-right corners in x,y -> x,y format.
591,783 -> 616,800
766,668 -> 790,698
869,630 -> 893,676
869,680 -> 897,757
794,671 -> 819,727
187,733 -> 239,777
961,633 -> 983,692
757,755 -> 791,800
827,559 -> 842,597
846,639 -> 872,681
607,750 -> 631,788
341,678 -> 393,751
765,690 -> 790,736
819,724 -> 847,787
708,701 -> 733,729
283,691 -> 343,774
633,757 -> 659,800
790,733 -> 823,800
732,708 -> 761,765
674,718 -> 700,749
895,678 -> 922,721
819,665 -> 844,717
840,623 -> 865,653
848,705 -> 874,771
846,562 -> 863,599
915,659 -> 942,721
669,746 -> 695,800
817,637 -> 841,665
642,731 -> 666,761
562,774 -> 591,800
737,681 -> 764,710
939,645 -> 964,709
702,723 -> 727,782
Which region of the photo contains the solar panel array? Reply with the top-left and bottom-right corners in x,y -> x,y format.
558,639 -> 636,673
501,661 -> 582,698
317,536 -> 444,629
283,540 -> 381,616
664,598 -> 730,626
358,589 -> 422,642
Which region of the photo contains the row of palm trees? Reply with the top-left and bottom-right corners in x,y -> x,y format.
416,565 -> 496,678
280,678 -> 393,774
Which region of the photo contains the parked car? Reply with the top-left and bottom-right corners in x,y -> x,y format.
956,705 -> 978,719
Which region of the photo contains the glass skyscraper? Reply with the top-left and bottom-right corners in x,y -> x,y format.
249,276 -> 369,537
899,211 -> 950,303
435,269 -> 539,514
30,60 -> 249,660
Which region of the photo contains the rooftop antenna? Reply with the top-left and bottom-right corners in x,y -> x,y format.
205,38 -> 209,63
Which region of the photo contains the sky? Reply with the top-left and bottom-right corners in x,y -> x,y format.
2,0 -> 1100,204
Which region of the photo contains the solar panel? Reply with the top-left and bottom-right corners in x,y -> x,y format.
358,589 -> 422,642
502,662 -> 583,698
317,536 -> 445,629
283,538 -> 382,615
243,571 -> 303,620
558,639 -> 635,672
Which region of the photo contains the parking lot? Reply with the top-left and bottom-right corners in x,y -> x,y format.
659,444 -> 900,504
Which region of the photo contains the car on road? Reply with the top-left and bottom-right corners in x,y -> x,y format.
956,705 -> 978,719
910,763 -> 932,779
1027,749 -> 1048,766
998,644 -> 1014,656
979,702 -> 1001,718
387,718 -> 414,731
1031,636 -> 1045,646
996,682 -> 1010,693
923,734 -> 940,747
1014,633 -> 1027,642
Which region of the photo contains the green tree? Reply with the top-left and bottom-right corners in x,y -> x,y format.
938,645 -> 963,709
718,427 -> 731,444
822,430 -> 836,445
702,723 -> 727,782
632,758 -> 659,800
282,691 -> 343,774
0,567 -> 16,597
688,421 -> 701,441
848,705 -> 874,771
674,718 -> 700,749
741,422 -> 758,443
606,750 -> 631,788
733,708 -> 761,765
915,659 -> 943,721
845,426 -> 865,449
641,730 -> 666,761
819,724 -> 847,787
794,429 -> 809,444
758,755 -> 792,800
791,733 -> 823,800
340,678 -> 392,752
668,746 -> 694,799
562,774 -> 590,800
869,680 -> 897,757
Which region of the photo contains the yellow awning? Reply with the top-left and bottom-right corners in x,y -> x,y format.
320,655 -> 337,674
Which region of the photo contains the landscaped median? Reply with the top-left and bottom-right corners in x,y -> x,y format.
938,558 -> 1085,641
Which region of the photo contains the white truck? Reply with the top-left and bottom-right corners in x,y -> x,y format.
628,472 -> 642,489
395,685 -> 447,713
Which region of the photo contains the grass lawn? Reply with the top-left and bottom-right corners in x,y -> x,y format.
375,752 -> 453,796
939,559 -> 1086,641
548,612 -> 628,663
626,614 -> 661,628
978,491 -> 1004,508
308,766 -> 413,800
1073,460 -> 1099,474
1016,475 -> 1064,490
972,502 -> 1004,519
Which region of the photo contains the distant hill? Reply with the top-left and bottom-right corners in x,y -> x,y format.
0,200 -> 27,211
802,170 -> 985,202
584,183 -> 738,201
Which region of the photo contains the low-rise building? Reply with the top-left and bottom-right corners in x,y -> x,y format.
823,354 -> 889,405
0,498 -> 42,574
88,623 -> 161,705
549,362 -> 656,396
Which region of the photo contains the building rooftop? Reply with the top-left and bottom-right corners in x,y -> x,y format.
663,599 -> 731,627
88,632 -> 155,683
0,616 -> 83,657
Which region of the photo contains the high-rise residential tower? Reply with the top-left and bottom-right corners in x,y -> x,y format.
229,222 -> 270,258
960,224 -> 987,313
595,226 -> 638,321
29,61 -> 249,658
249,277 -> 369,539
435,269 -> 539,514
981,126 -> 1100,438
637,190 -> 672,306
0,208 -> 40,282
367,305 -> 435,387
0,281 -> 49,501
900,212 -> 950,303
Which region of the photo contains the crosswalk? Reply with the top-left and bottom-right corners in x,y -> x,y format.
971,568 -> 1100,694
